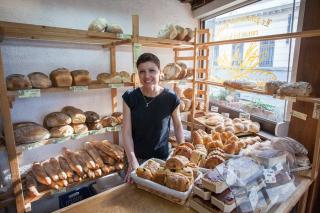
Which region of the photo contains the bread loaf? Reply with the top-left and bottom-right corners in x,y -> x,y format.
26,172 -> 40,197
106,24 -> 123,33
28,72 -> 52,89
71,123 -> 88,134
177,62 -> 187,79
86,122 -> 103,130
62,148 -> 83,176
184,28 -> 194,41
157,24 -> 177,40
43,161 -> 59,182
6,74 -> 32,90
175,25 -> 188,40
93,140 -> 124,161
84,142 -> 105,168
44,112 -> 71,128
58,156 -> 73,178
74,152 -> 89,173
162,63 -> 181,80
119,71 -> 131,83
183,88 -> 193,99
97,73 -> 111,84
49,125 -> 73,138
79,150 -> 96,169
61,106 -> 86,124
14,122 -> 50,144
277,82 -> 312,96
223,80 -> 257,89
84,111 -> 100,123
49,157 -> 67,180
88,18 -> 108,32
111,112 -> 123,124
32,162 -> 51,185
71,70 -> 91,86
265,81 -> 286,94
101,116 -> 118,127
97,149 -> 116,165
50,68 -> 72,87
165,155 -> 189,170
166,172 -> 190,192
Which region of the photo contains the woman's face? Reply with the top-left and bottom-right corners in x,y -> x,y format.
137,61 -> 160,88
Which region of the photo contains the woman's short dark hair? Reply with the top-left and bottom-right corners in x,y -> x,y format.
136,53 -> 160,69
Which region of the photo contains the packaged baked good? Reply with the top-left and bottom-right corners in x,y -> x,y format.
61,106 -> 86,124
190,195 -> 221,213
193,179 -> 211,200
211,188 -> 236,212
71,70 -> 91,86
50,68 -> 72,87
6,74 -> 32,90
28,72 -> 52,89
13,122 -> 50,144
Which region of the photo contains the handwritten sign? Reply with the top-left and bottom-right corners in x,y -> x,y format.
210,106 -> 219,112
17,89 -> 41,98
109,83 -> 124,88
69,86 -> 88,92
239,112 -> 250,120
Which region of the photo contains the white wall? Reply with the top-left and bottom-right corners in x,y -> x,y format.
0,0 -> 197,173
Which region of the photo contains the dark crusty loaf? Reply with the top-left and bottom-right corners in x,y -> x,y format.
44,112 -> 71,128
61,106 -> 86,124
50,68 -> 72,87
13,122 -> 50,144
71,70 -> 91,86
28,72 -> 52,89
6,74 -> 32,90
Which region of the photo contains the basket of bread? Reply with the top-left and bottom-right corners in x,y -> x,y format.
131,157 -> 202,205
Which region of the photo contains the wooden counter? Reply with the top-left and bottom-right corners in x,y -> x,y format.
55,183 -> 195,213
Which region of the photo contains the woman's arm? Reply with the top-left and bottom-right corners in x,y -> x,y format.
171,105 -> 185,144
122,102 -> 139,176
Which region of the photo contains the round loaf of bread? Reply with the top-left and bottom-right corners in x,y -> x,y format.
6,74 -> 32,90
71,123 -> 88,134
157,24 -> 177,40
119,71 -> 131,83
49,125 -> 74,138
28,72 -> 52,89
108,73 -> 123,83
101,116 -> 118,127
184,28 -> 194,41
50,68 -> 72,87
14,122 -> 50,144
105,24 -> 123,34
44,112 -> 71,128
111,112 -> 123,124
181,98 -> 192,111
71,70 -> 91,86
88,18 -> 108,32
174,25 -> 188,40
177,62 -> 187,79
162,63 -> 181,80
84,111 -> 100,123
61,106 -> 86,124
86,122 -> 103,130
179,100 -> 185,112
183,88 -> 193,99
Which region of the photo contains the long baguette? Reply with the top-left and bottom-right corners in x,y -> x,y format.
79,150 -> 96,169
74,152 -> 89,173
96,149 -> 116,165
93,141 -> 119,160
26,172 -> 40,197
32,162 -> 51,185
62,148 -> 83,176
49,157 -> 67,180
43,161 -> 59,182
84,142 -> 104,168
58,156 -> 73,178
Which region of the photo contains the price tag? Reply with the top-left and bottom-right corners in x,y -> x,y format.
71,133 -> 89,139
133,43 -> 142,64
106,126 -> 121,132
69,86 -> 88,92
210,106 -> 219,112
249,188 -> 259,209
221,113 -> 229,118
291,110 -> 307,120
312,103 -> 320,119
178,80 -> 187,85
263,169 -> 276,183
117,34 -> 132,39
239,112 -> 250,120
109,83 -> 124,88
17,89 -> 41,98
89,129 -> 105,135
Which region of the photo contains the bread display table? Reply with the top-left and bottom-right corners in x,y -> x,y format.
55,183 -> 195,213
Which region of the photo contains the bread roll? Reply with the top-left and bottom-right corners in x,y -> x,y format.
153,167 -> 167,185
61,106 -> 86,124
111,112 -> 123,124
166,172 -> 190,192
204,155 -> 225,169
84,111 -> 100,123
6,74 -> 32,90
101,116 -> 118,127
184,28 -> 194,41
14,122 -> 50,144
106,24 -> 123,33
71,70 -> 91,86
119,71 -> 131,83
162,63 -> 181,80
174,25 -> 188,40
71,123 -> 88,134
97,73 -> 111,84
28,72 -> 52,89
193,131 -> 203,145
86,122 -> 103,130
174,146 -> 192,159
136,167 -> 153,180
183,88 -> 193,99
49,125 -> 74,138
44,112 -> 71,128
50,68 -> 72,87
88,18 -> 108,32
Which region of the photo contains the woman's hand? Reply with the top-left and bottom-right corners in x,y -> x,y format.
125,160 -> 139,183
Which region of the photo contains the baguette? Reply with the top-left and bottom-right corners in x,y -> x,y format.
94,140 -> 124,161
87,170 -> 96,179
26,172 -> 40,197
49,157 -> 67,180
43,161 -> 59,182
79,150 -> 96,169
62,148 -> 83,176
84,142 -> 105,168
74,152 -> 89,173
96,149 -> 116,165
32,162 -> 51,185
94,168 -> 102,177
101,165 -> 111,174
58,156 -> 74,178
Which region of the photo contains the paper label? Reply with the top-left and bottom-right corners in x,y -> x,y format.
221,113 -> 229,118
71,133 -> 89,139
210,106 -> 219,112
263,169 -> 276,183
89,129 -> 106,135
109,83 -> 124,88
17,89 -> 41,98
117,34 -> 132,39
133,43 -> 142,64
291,110 -> 307,120
106,126 -> 121,132
178,80 -> 187,85
239,112 -> 250,120
69,86 -> 88,92
312,103 -> 320,119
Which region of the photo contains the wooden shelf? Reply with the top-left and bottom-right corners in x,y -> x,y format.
160,79 -> 192,85
0,125 -> 121,153
196,80 -> 320,104
139,36 -> 194,48
7,82 -> 135,98
24,172 -> 121,205
0,21 -> 129,46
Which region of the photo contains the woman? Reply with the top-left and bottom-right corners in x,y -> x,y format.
122,53 -> 185,182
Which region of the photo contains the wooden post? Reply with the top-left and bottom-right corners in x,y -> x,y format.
0,48 -> 25,212
298,188 -> 309,213
191,28 -> 197,134
204,31 -> 210,112
110,45 -> 119,145
0,27 -> 4,42
132,15 -> 140,88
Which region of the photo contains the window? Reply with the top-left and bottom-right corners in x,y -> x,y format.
203,0 -> 301,122
259,40 -> 275,67
232,43 -> 244,66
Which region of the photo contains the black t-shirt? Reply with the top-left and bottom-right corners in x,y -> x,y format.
122,88 -> 180,159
